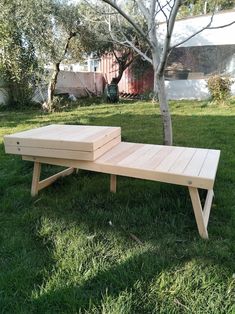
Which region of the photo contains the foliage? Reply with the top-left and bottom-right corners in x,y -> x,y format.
80,1 -> 144,85
0,100 -> 235,312
0,0 -> 39,106
179,0 -> 235,17
0,0 -> 105,108
207,75 -> 233,102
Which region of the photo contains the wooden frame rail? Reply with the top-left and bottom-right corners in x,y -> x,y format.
31,161 -> 75,197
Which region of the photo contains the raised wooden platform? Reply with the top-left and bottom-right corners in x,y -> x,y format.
4,124 -> 121,161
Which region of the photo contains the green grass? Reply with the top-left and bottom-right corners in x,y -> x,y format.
0,99 -> 234,313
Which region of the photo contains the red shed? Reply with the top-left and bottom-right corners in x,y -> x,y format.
100,53 -> 154,96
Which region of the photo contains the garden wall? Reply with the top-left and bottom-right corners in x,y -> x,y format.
56,71 -> 104,97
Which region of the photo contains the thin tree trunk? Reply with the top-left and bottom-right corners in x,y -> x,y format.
45,32 -> 76,111
111,65 -> 125,85
152,51 -> 173,146
153,68 -> 173,146
111,50 -> 135,85
47,62 -> 60,111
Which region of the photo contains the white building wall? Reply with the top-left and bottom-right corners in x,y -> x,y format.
165,79 -> 235,100
159,10 -> 235,47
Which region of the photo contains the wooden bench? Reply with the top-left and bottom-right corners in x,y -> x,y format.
4,125 -> 220,239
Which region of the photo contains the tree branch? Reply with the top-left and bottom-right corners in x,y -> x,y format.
156,0 -> 168,23
170,11 -> 215,49
136,0 -> 150,21
157,0 -> 181,75
102,0 -> 153,48
155,1 -> 172,19
107,13 -> 152,64
124,38 -> 153,64
208,20 -> 235,29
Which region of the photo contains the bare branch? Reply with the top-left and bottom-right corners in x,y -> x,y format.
208,20 -> 235,29
156,0 -> 168,23
150,0 -> 157,16
157,0 -> 181,75
155,1 -> 172,19
108,14 -> 126,45
136,0 -> 150,20
107,10 -> 152,64
102,0 -> 153,48
170,11 -> 215,49
124,39 -> 153,64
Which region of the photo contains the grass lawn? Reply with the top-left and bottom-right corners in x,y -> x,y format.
0,100 -> 234,313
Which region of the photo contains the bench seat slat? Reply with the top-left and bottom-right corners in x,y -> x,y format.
183,149 -> 209,177
155,147 -> 186,172
143,146 -> 174,170
121,145 -> 164,168
169,148 -> 196,173
199,149 -> 221,179
105,143 -> 143,164
97,142 -> 131,162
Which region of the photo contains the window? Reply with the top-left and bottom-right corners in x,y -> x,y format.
165,44 -> 235,80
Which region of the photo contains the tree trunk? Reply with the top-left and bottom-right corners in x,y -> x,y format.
45,32 -> 76,112
154,68 -> 173,146
46,62 -> 60,111
111,51 -> 135,85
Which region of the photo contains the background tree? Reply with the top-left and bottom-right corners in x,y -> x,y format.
179,0 -> 235,17
23,0 -> 88,111
101,0 -> 235,145
0,0 -> 100,110
0,0 -> 39,106
81,1 -> 141,86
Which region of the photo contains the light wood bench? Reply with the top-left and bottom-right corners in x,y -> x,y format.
4,125 -> 220,239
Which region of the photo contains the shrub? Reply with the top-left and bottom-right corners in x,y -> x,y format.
207,75 -> 233,102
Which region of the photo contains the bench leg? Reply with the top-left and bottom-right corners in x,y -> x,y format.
110,174 -> 117,193
31,161 -> 75,197
188,187 -> 214,239
31,162 -> 41,197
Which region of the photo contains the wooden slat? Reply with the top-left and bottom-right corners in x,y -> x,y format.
5,145 -> 93,160
199,150 -> 221,180
183,148 -> 209,177
142,146 -> 174,170
156,147 -> 185,172
97,142 -> 134,162
104,143 -> 143,164
92,135 -> 121,160
5,135 -> 121,161
6,124 -> 58,139
169,148 -> 196,174
4,125 -> 121,152
93,128 -> 121,150
38,167 -> 75,191
118,144 -> 155,166
82,127 -> 120,149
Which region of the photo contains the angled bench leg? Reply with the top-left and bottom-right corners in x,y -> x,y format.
188,187 -> 214,239
31,161 -> 75,197
110,174 -> 117,193
31,162 -> 41,197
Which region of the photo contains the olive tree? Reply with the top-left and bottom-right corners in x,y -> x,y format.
0,0 -> 39,106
